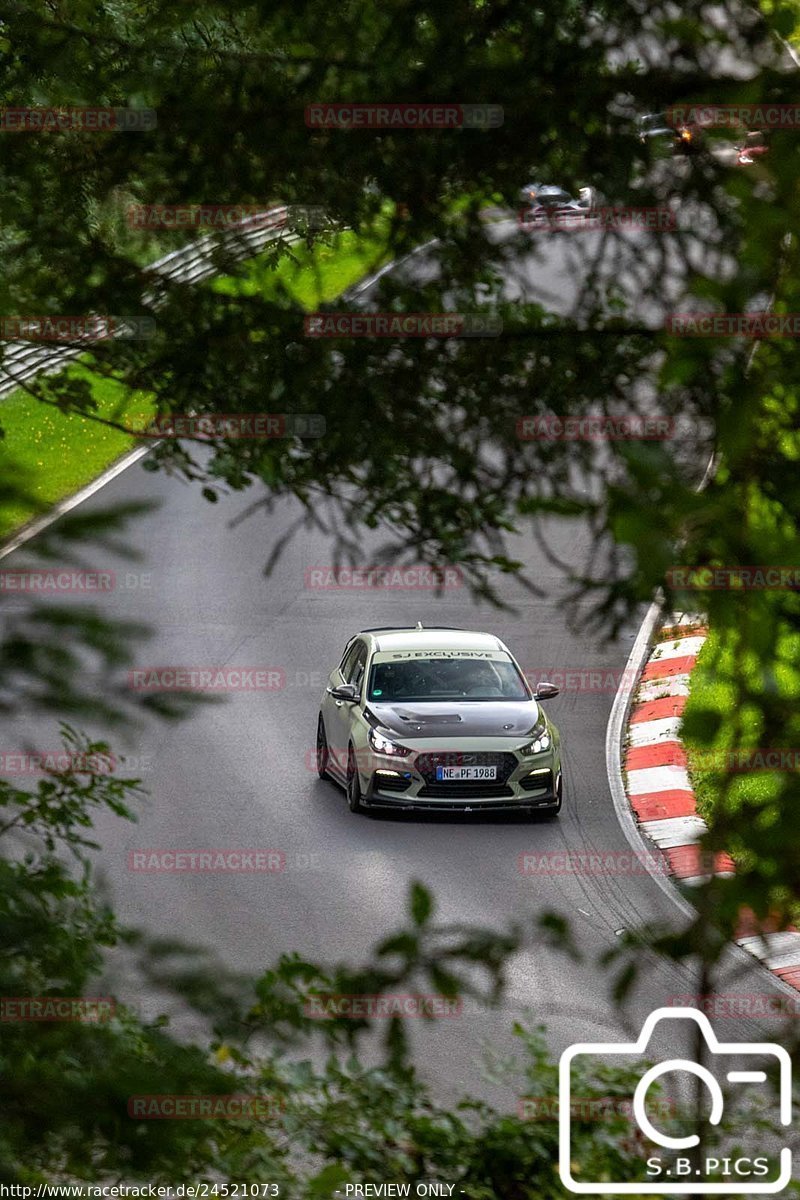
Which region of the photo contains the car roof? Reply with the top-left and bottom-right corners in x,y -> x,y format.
638,114 -> 672,129
360,627 -> 508,653
535,185 -> 573,199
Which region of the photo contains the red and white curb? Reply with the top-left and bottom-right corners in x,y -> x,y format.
623,612 -> 800,997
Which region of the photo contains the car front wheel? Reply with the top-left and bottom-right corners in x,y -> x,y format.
347,746 -> 365,814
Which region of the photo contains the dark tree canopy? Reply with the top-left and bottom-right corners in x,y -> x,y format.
2,0 -> 800,1187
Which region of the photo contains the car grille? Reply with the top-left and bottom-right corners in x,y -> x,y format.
414,751 -> 518,787
417,782 -> 514,799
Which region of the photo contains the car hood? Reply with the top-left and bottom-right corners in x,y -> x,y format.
368,699 -> 540,740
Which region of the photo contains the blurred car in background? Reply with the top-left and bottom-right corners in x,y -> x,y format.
519,179 -> 547,205
518,182 -> 601,224
736,130 -> 769,165
637,111 -> 705,155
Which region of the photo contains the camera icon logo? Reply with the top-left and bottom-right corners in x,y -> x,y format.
559,1007 -> 792,1194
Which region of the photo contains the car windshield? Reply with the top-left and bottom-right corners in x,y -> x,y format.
367,655 -> 530,702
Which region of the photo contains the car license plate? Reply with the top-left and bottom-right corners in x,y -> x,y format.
435,765 -> 497,781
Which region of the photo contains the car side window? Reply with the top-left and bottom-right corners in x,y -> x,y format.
346,644 -> 368,692
339,640 -> 360,679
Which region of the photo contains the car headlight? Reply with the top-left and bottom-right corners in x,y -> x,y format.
519,717 -> 551,756
368,727 -> 412,757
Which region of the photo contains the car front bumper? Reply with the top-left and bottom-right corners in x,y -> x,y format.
362,748 -> 561,812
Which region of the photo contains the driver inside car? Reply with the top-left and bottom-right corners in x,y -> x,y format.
458,660 -> 503,696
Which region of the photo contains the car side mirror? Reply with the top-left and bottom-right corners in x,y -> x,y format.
330,683 -> 359,702
533,681 -> 559,700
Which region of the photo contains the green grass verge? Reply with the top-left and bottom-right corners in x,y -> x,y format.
0,227 -> 391,540
211,227 -> 391,306
0,368 -> 156,538
681,622 -> 800,868
682,631 -> 762,824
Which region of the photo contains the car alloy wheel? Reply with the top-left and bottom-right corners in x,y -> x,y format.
316,715 -> 330,780
347,746 -> 365,814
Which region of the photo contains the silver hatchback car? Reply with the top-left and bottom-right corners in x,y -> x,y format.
316,625 -> 562,816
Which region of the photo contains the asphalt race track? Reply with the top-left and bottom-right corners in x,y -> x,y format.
2,223 -> 796,1113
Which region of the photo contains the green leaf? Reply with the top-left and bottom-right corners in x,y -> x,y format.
409,881 -> 434,926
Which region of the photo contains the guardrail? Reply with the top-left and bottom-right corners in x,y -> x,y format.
0,205 -> 315,401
